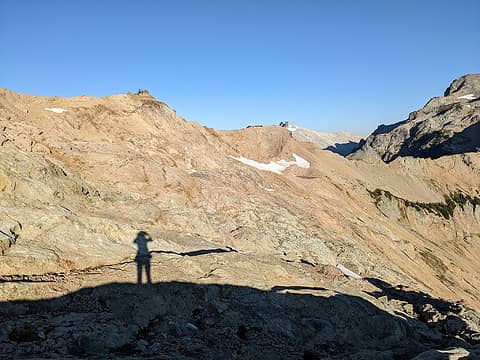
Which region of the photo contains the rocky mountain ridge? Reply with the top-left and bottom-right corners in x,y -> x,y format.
350,74 -> 480,162
0,85 -> 479,358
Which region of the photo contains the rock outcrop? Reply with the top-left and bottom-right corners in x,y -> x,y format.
349,74 -> 480,162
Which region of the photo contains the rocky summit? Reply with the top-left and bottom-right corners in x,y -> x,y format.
349,74 -> 480,162
0,79 -> 480,359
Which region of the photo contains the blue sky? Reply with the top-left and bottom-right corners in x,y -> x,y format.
1,1 -> 478,134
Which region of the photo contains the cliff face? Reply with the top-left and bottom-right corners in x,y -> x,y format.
349,74 -> 480,162
0,87 -> 479,358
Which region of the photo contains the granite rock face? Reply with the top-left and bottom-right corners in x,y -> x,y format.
350,74 -> 480,162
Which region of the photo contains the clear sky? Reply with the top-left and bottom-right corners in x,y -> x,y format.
1,0 -> 479,134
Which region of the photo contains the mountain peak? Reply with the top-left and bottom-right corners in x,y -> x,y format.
444,73 -> 480,97
350,74 -> 480,162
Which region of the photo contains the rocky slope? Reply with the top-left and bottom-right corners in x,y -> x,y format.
350,74 -> 480,162
0,87 -> 479,358
279,122 -> 363,156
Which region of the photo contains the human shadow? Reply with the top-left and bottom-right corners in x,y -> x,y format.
365,277 -> 479,346
133,231 -> 153,285
151,246 -> 237,257
0,280 -> 457,359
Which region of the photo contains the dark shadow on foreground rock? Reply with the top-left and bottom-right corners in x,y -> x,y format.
365,278 -> 480,349
0,281 -> 472,359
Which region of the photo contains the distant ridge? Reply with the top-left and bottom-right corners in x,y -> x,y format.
278,122 -> 363,156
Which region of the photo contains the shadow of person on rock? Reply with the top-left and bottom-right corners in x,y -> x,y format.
133,231 -> 153,285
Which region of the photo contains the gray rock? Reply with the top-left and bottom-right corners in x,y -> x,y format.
185,322 -> 199,332
349,74 -> 480,162
135,339 -> 149,352
281,123 -> 363,156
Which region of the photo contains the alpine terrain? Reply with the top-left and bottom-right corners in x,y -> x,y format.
0,75 -> 479,359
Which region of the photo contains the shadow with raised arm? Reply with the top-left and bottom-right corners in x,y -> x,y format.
133,231 -> 153,284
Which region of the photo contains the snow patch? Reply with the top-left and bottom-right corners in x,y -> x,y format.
263,187 -> 275,192
231,156 -> 291,174
336,264 -> 362,279
293,153 -> 310,169
286,126 -> 297,132
457,94 -> 477,100
45,108 -> 68,113
231,153 -> 310,175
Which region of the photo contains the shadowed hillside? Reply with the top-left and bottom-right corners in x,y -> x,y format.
1,280 -> 479,359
